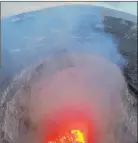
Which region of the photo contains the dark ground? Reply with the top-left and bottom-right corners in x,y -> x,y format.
104,16 -> 137,98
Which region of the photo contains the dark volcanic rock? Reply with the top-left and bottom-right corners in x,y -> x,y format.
103,16 -> 137,98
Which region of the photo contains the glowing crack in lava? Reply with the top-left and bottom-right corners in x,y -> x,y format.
71,130 -> 85,142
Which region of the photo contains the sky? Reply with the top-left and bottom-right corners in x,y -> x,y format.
1,2 -> 137,18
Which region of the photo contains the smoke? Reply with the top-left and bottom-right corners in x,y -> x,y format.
0,4 -> 136,143
22,51 -> 126,143
39,4 -> 126,68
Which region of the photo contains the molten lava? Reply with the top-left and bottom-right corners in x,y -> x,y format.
47,129 -> 85,143
42,109 -> 96,143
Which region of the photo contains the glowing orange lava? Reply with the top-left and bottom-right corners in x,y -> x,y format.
48,129 -> 86,143
42,109 -> 96,143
